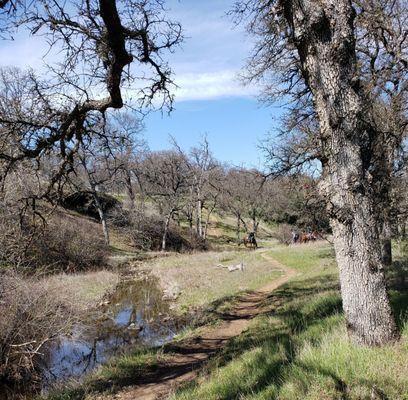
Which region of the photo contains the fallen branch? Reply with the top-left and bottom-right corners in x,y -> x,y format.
216,262 -> 245,272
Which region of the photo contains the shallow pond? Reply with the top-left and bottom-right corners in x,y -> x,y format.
41,275 -> 179,388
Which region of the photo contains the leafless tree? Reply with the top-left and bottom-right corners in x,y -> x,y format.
234,0 -> 407,345
76,149 -> 116,246
0,0 -> 182,204
220,167 -> 268,240
221,168 -> 250,240
201,166 -> 225,240
189,137 -> 217,238
141,150 -> 192,250
104,112 -> 147,210
64,112 -> 142,245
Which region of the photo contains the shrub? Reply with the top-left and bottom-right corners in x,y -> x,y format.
128,212 -> 189,251
121,210 -> 207,252
62,190 -> 119,219
0,207 -> 108,272
0,271 -> 76,393
272,223 -> 294,245
31,212 -> 108,272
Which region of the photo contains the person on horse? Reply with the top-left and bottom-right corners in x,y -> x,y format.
292,230 -> 299,244
248,231 -> 257,248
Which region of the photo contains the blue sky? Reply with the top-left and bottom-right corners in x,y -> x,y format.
144,0 -> 283,166
0,0 -> 283,166
145,98 -> 282,169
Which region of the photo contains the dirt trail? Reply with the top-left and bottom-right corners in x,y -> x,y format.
97,251 -> 297,400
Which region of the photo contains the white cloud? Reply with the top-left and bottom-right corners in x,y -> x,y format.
173,70 -> 257,101
163,0 -> 257,102
0,0 -> 259,103
0,31 -> 48,70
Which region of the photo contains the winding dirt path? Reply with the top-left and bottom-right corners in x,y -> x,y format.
97,251 -> 297,400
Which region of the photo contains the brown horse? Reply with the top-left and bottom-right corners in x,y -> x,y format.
299,231 -> 318,244
238,233 -> 258,249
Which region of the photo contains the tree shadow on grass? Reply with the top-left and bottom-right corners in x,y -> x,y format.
48,254 -> 407,400
388,255 -> 408,329
174,266 -> 407,400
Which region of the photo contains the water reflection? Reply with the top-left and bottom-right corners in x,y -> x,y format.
42,275 -> 177,387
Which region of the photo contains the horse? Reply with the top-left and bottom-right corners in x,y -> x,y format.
238,232 -> 258,249
299,231 -> 318,244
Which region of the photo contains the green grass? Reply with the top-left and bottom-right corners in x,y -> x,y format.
42,349 -> 169,400
40,242 -> 408,400
170,242 -> 408,400
39,245 -> 285,400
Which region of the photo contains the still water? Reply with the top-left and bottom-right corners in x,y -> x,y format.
41,275 -> 179,387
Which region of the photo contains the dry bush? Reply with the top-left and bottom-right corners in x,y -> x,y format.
107,206 -> 132,228
109,208 -> 208,251
188,231 -> 209,251
0,210 -> 29,269
62,190 -> 120,219
31,213 -> 108,272
0,271 -> 76,391
0,207 -> 108,272
272,223 -> 294,245
120,210 -> 197,252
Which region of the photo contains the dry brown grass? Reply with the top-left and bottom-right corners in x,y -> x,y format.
0,207 -> 108,273
42,270 -> 120,310
141,247 -> 283,311
0,266 -> 119,393
0,272 -> 77,391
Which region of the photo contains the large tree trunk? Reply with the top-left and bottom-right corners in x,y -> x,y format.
381,219 -> 392,266
330,204 -> 396,345
285,0 -> 397,345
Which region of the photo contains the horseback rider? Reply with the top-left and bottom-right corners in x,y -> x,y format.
248,231 -> 257,248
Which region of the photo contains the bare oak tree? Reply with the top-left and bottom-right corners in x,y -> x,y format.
0,0 -> 181,202
235,0 -> 407,345
141,150 -> 191,250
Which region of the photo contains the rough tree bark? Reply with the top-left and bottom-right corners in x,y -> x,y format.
381,219 -> 393,266
282,0 -> 397,345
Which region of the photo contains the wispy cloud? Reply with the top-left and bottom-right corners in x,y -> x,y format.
173,70 -> 256,101
165,0 -> 256,102
0,0 -> 258,103
0,30 -> 48,70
